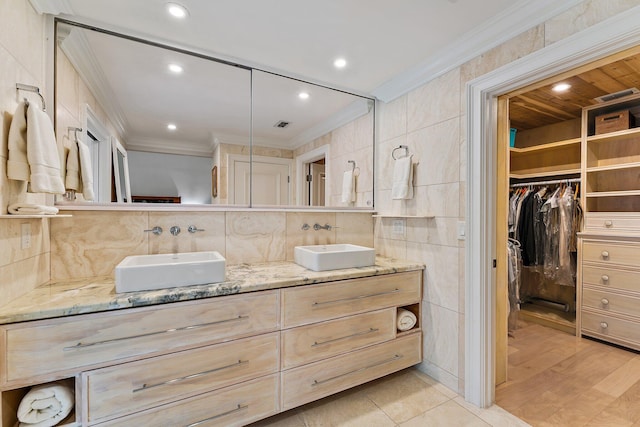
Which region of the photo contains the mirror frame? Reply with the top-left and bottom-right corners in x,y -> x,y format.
52,17 -> 376,211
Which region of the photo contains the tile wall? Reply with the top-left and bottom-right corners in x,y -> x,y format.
374,0 -> 640,393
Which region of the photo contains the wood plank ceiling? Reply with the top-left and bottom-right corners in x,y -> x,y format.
509,53 -> 640,131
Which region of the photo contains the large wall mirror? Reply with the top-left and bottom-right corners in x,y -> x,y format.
54,19 -> 374,209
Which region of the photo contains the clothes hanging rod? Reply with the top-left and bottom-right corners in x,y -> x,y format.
510,177 -> 581,188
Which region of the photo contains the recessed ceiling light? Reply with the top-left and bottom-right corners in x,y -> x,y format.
552,82 -> 571,92
167,124 -> 177,130
168,63 -> 183,74
298,92 -> 310,100
166,2 -> 189,18
334,58 -> 347,69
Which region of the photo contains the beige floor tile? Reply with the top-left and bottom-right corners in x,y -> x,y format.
364,369 -> 451,423
412,368 -> 459,399
453,397 -> 531,427
247,409 -> 306,427
300,388 -> 395,427
400,400 -> 490,427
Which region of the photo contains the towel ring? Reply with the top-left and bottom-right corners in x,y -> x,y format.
68,127 -> 83,142
392,145 -> 409,160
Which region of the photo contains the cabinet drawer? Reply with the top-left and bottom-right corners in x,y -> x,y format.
582,288 -> 640,319
281,271 -> 421,328
100,373 -> 279,427
83,332 -> 279,424
582,241 -> 640,267
581,311 -> 640,350
582,265 -> 640,292
281,333 -> 421,410
281,309 -> 395,370
3,291 -> 278,381
584,214 -> 640,233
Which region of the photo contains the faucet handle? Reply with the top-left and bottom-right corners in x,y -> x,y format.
144,226 -> 163,235
187,225 -> 205,233
170,226 -> 181,236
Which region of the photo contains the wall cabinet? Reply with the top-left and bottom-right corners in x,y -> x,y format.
0,270 -> 422,426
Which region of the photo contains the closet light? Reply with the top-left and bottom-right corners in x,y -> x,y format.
167,124 -> 177,130
166,3 -> 189,18
298,92 -> 310,100
552,82 -> 571,92
168,64 -> 183,74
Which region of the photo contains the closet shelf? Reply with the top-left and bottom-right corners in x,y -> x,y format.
586,127 -> 640,142
372,214 -> 435,219
509,169 -> 581,180
0,214 -> 72,219
586,161 -> 640,173
585,190 -> 640,198
509,138 -> 581,153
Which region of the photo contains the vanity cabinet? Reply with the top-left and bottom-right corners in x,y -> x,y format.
0,269 -> 423,427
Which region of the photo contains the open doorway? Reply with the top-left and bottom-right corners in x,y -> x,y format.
296,145 -> 330,207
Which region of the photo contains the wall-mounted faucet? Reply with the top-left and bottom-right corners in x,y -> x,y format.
187,225 -> 205,233
313,223 -> 333,231
170,226 -> 181,236
144,226 -> 163,235
301,223 -> 310,231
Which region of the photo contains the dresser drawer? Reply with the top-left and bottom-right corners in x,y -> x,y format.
582,265 -> 640,292
582,241 -> 640,267
83,332 -> 279,424
281,271 -> 421,328
582,288 -> 640,319
100,373 -> 279,427
584,214 -> 640,233
3,291 -> 278,381
581,311 -> 640,350
281,309 -> 395,370
281,333 -> 421,410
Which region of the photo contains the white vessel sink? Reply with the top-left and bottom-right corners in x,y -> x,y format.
294,244 -> 375,271
115,251 -> 226,293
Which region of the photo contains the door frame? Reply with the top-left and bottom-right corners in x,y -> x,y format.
465,7 -> 640,408
296,145 -> 330,206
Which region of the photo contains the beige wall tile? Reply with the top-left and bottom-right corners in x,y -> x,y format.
407,68 -> 460,133
285,212 -> 336,261
422,302 -> 459,378
50,211 -> 148,280
0,0 -> 44,85
0,217 -> 48,267
408,242 -> 459,312
335,213 -> 373,248
0,253 -> 49,304
405,183 -> 460,218
406,217 -> 458,247
409,117 -> 460,186
225,211 -> 286,264
148,212 -> 225,255
379,94 -> 407,142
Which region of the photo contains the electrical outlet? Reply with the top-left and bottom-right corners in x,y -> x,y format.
21,223 -> 31,249
392,219 -> 405,237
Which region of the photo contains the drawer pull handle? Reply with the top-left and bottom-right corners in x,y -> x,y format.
311,354 -> 403,387
601,251 -> 610,259
312,289 -> 401,307
601,275 -> 610,282
604,220 -> 613,227
312,327 -> 379,347
133,359 -> 249,393
185,403 -> 248,427
600,322 -> 608,329
601,298 -> 609,306
63,315 -> 249,351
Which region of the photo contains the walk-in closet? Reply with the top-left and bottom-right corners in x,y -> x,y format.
495,47 -> 640,425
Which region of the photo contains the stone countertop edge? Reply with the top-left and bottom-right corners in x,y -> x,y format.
0,256 -> 424,325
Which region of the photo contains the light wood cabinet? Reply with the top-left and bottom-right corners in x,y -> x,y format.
0,269 -> 422,426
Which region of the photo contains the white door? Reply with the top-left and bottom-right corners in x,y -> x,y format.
310,163 -> 325,206
231,157 -> 290,205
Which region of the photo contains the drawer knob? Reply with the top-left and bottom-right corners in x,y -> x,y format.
601,298 -> 609,306
602,275 -> 610,282
604,220 -> 613,227
601,251 -> 610,259
600,322 -> 608,329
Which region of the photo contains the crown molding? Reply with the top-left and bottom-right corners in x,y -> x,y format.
126,136 -> 213,158
371,0 -> 584,102
29,0 -> 73,15
59,28 -> 128,137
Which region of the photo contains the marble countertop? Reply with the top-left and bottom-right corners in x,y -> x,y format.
0,256 -> 424,324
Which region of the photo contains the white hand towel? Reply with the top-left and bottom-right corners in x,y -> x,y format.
78,141 -> 95,201
341,170 -> 355,204
397,308 -> 417,331
17,382 -> 74,427
25,104 -> 65,194
64,140 -> 81,192
8,203 -> 59,215
7,102 -> 30,182
391,156 -> 414,200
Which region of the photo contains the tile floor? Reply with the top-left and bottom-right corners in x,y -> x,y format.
249,368 -> 529,427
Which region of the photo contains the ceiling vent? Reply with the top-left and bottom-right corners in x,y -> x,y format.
274,120 -> 290,128
594,87 -> 639,103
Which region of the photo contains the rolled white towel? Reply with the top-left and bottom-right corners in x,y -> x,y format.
17,382 -> 74,427
8,203 -> 59,215
397,308 -> 417,331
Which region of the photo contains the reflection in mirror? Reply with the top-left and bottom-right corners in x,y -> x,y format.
54,19 -> 374,208
111,138 -> 131,203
